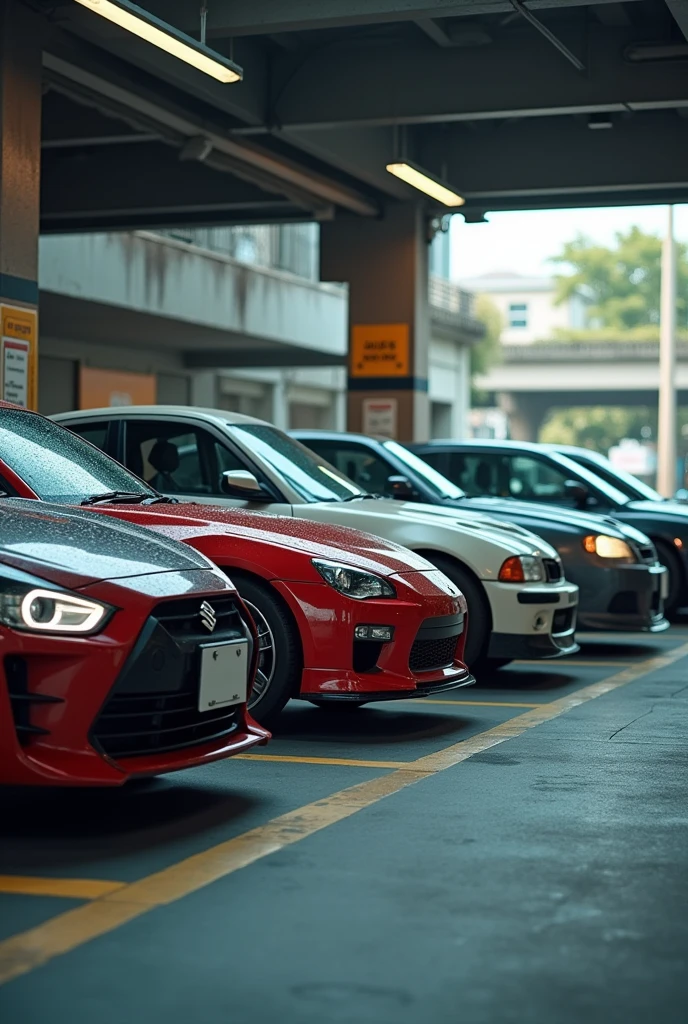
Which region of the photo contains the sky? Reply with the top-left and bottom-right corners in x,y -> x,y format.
450,204 -> 688,281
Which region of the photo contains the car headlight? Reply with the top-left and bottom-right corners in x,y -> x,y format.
498,556 -> 545,583
583,535 -> 636,562
0,569 -> 113,635
313,560 -> 396,600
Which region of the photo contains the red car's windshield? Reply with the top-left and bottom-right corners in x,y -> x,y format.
0,409 -> 155,504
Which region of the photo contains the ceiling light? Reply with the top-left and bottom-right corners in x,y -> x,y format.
386,162 -> 465,207
588,113 -> 613,130
73,0 -> 243,83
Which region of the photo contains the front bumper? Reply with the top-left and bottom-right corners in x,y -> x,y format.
274,569 -> 472,699
574,562 -> 669,633
0,580 -> 269,787
484,579 -> 579,660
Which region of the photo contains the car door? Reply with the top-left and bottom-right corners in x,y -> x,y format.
122,416 -> 293,514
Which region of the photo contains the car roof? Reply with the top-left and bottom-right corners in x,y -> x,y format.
413,438 -> 551,453
541,443 -> 610,463
289,429 -> 389,444
53,405 -> 269,428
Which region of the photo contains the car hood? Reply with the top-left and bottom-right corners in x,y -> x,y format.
625,499 -> 688,521
0,499 -> 219,587
459,496 -> 645,541
306,497 -> 560,559
90,503 -> 437,577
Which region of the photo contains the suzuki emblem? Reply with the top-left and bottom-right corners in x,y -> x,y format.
200,600 -> 217,632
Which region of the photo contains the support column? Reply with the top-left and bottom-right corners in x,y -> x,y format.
0,0 -> 42,409
498,392 -> 550,442
320,204 -> 430,442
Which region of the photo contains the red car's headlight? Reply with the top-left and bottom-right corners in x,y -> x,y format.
0,568 -> 114,635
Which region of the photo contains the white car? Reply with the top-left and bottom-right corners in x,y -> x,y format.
54,406 -> 580,667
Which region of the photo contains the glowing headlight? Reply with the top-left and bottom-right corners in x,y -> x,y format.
313,560 -> 396,600
583,535 -> 635,561
0,572 -> 113,635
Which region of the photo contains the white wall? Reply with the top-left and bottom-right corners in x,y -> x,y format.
487,288 -> 576,344
429,336 -> 471,438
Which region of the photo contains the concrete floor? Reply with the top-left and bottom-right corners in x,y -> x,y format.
2,628 -> 688,1023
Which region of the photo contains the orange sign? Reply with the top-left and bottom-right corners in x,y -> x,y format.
351,323 -> 409,377
1,305 -> 38,410
79,367 -> 156,409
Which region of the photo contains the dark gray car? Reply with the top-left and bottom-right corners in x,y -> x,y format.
412,438 -> 688,617
292,431 -> 669,634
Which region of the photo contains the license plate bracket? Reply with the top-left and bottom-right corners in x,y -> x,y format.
198,640 -> 248,713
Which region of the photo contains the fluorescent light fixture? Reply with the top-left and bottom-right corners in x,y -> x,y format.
73,0 -> 243,83
386,161 -> 465,207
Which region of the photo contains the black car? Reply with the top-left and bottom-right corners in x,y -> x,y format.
412,438 -> 688,616
543,443 -> 688,506
292,430 -> 669,633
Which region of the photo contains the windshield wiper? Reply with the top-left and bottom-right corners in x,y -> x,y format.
81,491 -> 179,507
339,492 -> 381,502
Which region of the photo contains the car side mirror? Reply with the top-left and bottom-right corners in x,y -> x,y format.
564,479 -> 589,508
387,475 -> 417,500
220,470 -> 270,501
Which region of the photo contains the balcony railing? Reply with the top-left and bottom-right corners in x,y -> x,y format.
429,276 -> 484,340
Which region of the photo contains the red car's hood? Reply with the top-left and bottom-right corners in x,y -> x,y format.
93,503 -> 434,578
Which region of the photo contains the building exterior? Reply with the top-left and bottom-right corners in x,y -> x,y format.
458,272 -> 589,345
37,224 -> 482,439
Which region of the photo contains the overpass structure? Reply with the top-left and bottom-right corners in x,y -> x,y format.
476,341 -> 688,439
2,0 -> 688,437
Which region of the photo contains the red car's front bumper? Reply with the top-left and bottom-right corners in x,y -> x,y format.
274,569 -> 474,700
0,591 -> 269,787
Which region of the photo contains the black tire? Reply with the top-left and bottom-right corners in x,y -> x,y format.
229,574 -> 302,726
654,539 -> 684,619
423,555 -> 491,669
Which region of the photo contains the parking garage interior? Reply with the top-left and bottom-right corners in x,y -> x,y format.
2,1 -> 688,1021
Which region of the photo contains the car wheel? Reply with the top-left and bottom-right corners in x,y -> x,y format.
423,555 -> 490,669
230,574 -> 302,725
654,540 -> 684,618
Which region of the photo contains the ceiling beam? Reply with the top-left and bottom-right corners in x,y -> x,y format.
414,18 -> 454,44
666,0 -> 688,39
265,25 -> 688,130
142,0 -> 642,36
419,111 -> 688,213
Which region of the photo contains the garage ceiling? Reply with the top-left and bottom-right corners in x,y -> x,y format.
40,0 -> 688,229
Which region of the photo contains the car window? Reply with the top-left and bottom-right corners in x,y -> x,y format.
66,420 -> 110,453
383,442 -> 464,499
568,452 -> 662,502
0,409 -> 154,503
505,455 -> 573,502
227,423 -> 364,502
429,451 -> 507,498
302,440 -> 398,496
124,420 -> 228,496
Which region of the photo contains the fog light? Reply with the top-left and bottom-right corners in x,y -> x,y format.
533,613 -> 548,632
354,624 -> 394,641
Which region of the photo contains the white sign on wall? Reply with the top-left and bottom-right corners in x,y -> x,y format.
362,398 -> 398,438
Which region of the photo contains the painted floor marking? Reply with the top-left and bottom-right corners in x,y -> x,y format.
0,878 -> 125,901
413,698 -> 544,708
2,640 -> 687,987
235,753 -> 410,768
514,659 -> 632,668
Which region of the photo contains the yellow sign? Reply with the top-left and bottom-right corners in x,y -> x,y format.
351,323 -> 409,377
1,305 -> 38,410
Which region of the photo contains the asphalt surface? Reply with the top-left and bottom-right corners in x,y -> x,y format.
2,627 -> 688,1023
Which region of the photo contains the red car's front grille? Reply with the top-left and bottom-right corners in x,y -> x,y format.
408,612 -> 464,674
91,595 -> 249,760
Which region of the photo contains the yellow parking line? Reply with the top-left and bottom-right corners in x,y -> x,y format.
235,754 -> 410,769
414,699 -> 545,708
0,877 -> 125,900
514,659 -> 632,667
2,640 -> 687,986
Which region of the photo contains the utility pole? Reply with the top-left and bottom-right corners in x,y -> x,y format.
657,205 -> 677,497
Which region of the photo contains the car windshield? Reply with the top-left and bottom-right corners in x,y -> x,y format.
567,451 -> 663,502
382,441 -> 465,500
228,423 -> 367,503
544,450 -> 631,506
0,410 -> 155,503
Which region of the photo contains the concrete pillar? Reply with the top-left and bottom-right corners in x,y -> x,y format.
191,370 -> 217,406
498,392 -> 550,442
272,375 -> 289,430
320,203 -> 430,442
0,0 -> 43,409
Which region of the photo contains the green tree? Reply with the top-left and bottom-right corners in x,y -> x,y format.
471,294 -> 502,404
551,226 -> 688,331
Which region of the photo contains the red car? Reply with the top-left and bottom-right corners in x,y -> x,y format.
0,499 -> 269,786
0,405 -> 473,722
